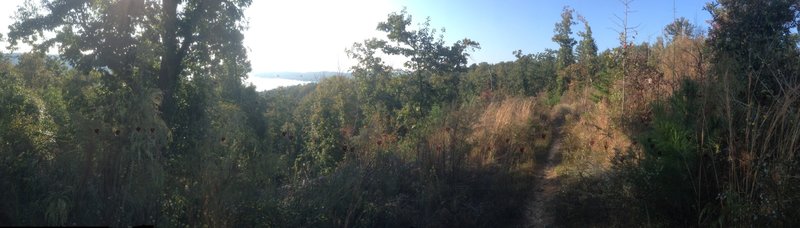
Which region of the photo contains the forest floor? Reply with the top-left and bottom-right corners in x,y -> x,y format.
524,116 -> 564,227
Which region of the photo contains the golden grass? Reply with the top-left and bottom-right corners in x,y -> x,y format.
555,86 -> 639,176
467,97 -> 541,168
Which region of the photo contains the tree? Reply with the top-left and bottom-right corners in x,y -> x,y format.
551,6 -> 577,97
576,15 -> 598,65
576,14 -> 598,85
512,50 -> 532,96
0,56 -> 63,225
664,17 -> 696,40
375,9 -> 480,74
374,9 -> 479,107
614,0 -> 637,117
704,2 -> 800,223
6,0 -> 255,226
346,38 -> 397,117
348,9 -> 480,128
297,76 -> 360,176
706,0 -> 800,104
552,6 -> 576,70
8,0 -> 252,127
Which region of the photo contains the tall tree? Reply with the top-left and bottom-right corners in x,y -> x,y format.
348,9 -> 479,121
706,0 -> 800,104
615,0 -> 636,117
346,38 -> 397,117
576,14 -> 598,66
664,17 -> 697,40
375,9 -> 480,74
6,0 -> 254,225
552,6 -> 576,70
576,14 -> 598,84
7,0 -> 252,126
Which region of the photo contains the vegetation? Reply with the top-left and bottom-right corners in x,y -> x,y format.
1,0 -> 799,227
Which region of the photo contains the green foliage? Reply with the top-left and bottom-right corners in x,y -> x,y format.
0,66 -> 59,225
296,76 -> 361,176
590,50 -> 621,103
633,80 -> 702,225
2,0 -> 274,226
376,9 -> 480,74
552,6 -> 576,70
4,1 -> 800,227
664,17 -> 697,39
346,9 -> 483,140
576,15 -> 598,75
706,0 -> 800,105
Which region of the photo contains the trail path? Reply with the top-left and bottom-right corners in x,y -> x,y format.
524,119 -> 564,228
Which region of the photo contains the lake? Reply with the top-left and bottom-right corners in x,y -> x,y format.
244,76 -> 313,91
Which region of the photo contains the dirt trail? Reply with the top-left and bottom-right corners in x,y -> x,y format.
524,118 -> 564,228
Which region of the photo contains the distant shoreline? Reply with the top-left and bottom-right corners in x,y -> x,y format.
253,71 -> 351,82
245,76 -> 312,91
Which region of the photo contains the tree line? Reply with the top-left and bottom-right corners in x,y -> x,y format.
1,0 -> 799,226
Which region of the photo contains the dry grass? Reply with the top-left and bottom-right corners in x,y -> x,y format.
467,97 -> 544,169
720,83 -> 800,222
569,102 -> 635,168
550,85 -> 638,174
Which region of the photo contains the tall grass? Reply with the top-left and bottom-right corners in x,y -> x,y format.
714,67 -> 800,225
281,96 -> 555,227
468,97 -> 541,168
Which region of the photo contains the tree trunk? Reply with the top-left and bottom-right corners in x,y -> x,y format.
158,0 -> 180,126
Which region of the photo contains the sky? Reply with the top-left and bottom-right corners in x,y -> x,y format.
0,0 -> 713,74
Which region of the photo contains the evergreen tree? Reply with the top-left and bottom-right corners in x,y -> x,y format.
576,14 -> 599,84
576,15 -> 598,67
552,6 -> 576,70
664,17 -> 696,40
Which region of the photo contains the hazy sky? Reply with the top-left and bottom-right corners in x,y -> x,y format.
0,0 -> 712,73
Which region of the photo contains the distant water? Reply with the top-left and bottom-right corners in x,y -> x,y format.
245,76 -> 312,91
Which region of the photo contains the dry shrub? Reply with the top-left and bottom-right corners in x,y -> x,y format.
657,36 -> 707,85
719,85 -> 800,225
349,112 -> 399,161
467,97 -> 541,169
420,109 -> 472,176
565,101 -> 636,171
624,45 -> 674,125
553,83 -> 638,174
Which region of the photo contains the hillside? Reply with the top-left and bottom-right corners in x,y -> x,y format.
254,71 -> 351,82
1,1 -> 799,227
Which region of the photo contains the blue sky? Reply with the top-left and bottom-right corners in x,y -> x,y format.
1,0 -> 713,73
398,0 -> 711,65
244,0 -> 712,72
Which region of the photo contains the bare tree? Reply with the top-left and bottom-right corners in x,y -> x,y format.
613,0 -> 638,120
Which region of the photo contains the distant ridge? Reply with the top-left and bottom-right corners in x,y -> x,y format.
253,71 -> 352,82
2,53 -> 61,65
